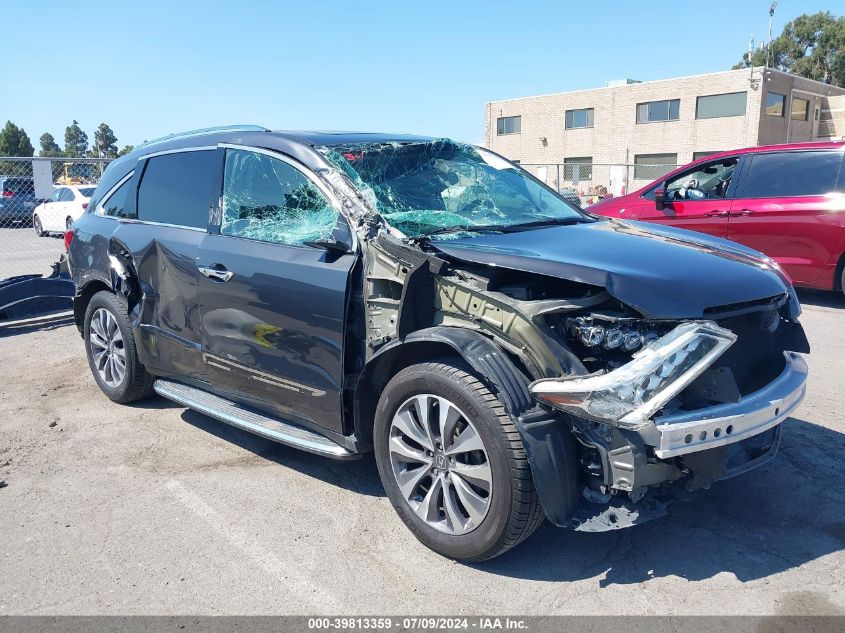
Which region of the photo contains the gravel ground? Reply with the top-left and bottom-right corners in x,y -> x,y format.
0,291 -> 843,616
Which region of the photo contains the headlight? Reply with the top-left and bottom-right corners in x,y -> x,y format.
566,316 -> 663,352
530,321 -> 736,430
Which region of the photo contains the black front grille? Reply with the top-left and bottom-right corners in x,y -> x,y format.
716,312 -> 786,395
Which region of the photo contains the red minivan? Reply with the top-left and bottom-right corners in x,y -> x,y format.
589,141 -> 845,294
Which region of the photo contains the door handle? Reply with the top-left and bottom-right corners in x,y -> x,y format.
705,210 -> 730,217
729,209 -> 754,217
199,265 -> 234,282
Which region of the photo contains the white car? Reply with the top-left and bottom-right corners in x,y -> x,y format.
32,185 -> 97,236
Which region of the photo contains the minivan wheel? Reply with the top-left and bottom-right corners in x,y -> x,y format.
33,215 -> 44,237
84,291 -> 154,403
373,360 -> 545,561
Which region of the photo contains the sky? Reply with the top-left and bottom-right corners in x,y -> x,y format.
1,0 -> 836,150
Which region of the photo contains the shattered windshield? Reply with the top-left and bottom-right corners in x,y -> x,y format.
319,139 -> 585,238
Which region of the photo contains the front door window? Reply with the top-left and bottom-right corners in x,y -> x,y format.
665,158 -> 738,202
221,149 -> 339,246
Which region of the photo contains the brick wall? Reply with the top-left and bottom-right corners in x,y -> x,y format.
485,67 -> 845,167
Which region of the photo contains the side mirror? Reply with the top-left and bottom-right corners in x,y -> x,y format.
303,236 -> 352,254
654,187 -> 667,211
303,220 -> 354,254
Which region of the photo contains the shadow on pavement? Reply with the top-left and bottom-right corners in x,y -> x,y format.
180,408 -> 384,498
475,417 -> 845,585
177,395 -> 845,584
796,288 -> 845,309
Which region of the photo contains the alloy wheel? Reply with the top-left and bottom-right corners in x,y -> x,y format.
33,216 -> 42,236
388,394 -> 493,535
88,308 -> 126,388
66,217 -> 73,230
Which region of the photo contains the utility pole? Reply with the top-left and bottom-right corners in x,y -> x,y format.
767,2 -> 777,68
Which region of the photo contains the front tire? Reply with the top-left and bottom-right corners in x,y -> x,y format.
84,291 -> 154,403
374,360 -> 544,561
65,216 -> 74,230
33,215 -> 44,237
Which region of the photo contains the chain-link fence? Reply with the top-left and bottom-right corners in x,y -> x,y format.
521,162 -> 680,207
0,157 -> 111,279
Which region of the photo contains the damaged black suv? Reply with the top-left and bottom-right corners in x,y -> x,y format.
68,126 -> 810,561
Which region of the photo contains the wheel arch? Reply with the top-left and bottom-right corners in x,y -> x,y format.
73,279 -> 112,333
834,250 -> 845,291
354,327 -> 533,444
354,326 -> 580,526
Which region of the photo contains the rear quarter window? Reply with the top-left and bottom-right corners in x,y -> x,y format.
99,178 -> 134,218
738,151 -> 844,198
137,150 -> 216,229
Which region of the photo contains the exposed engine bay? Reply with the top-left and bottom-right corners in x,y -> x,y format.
313,139 -> 811,531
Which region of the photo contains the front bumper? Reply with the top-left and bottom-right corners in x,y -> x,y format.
647,351 -> 807,458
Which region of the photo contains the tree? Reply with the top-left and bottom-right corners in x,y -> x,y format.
0,121 -> 35,157
38,132 -> 62,157
64,120 -> 88,157
92,122 -> 118,158
734,11 -> 845,87
117,144 -> 134,157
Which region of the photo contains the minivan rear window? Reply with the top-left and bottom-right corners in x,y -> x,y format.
738,151 -> 843,198
137,150 -> 215,229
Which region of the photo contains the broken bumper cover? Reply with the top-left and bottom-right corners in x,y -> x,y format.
529,321 -> 808,458
650,351 -> 807,457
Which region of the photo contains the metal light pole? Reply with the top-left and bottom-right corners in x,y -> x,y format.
767,2 -> 778,68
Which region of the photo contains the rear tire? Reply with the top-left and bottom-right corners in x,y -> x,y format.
33,215 -> 44,237
65,216 -> 74,230
373,359 -> 545,561
83,291 -> 154,403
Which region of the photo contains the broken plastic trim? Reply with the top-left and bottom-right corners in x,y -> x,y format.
530,321 -> 737,430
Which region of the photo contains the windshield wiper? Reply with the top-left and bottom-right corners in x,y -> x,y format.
416,216 -> 588,239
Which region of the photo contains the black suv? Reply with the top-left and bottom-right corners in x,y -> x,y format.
68,126 -> 810,561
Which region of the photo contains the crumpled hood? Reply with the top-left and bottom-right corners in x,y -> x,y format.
432,219 -> 790,319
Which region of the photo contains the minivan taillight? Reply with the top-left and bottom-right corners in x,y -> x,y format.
64,230 -> 74,251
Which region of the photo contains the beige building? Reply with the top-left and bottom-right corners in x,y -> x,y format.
484,67 -> 845,193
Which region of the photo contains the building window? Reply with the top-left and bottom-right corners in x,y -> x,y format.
565,108 -> 594,129
693,151 -> 720,161
563,157 -> 593,182
634,153 -> 677,180
696,92 -> 747,119
766,92 -> 785,117
496,116 -> 521,135
636,99 -> 680,123
791,97 -> 810,121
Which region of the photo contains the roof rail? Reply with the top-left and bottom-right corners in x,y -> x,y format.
138,125 -> 270,149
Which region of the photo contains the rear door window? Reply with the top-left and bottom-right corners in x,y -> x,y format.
220,149 -> 339,246
737,151 -> 843,198
137,150 -> 216,229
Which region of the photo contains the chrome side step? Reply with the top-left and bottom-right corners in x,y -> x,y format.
153,379 -> 356,460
